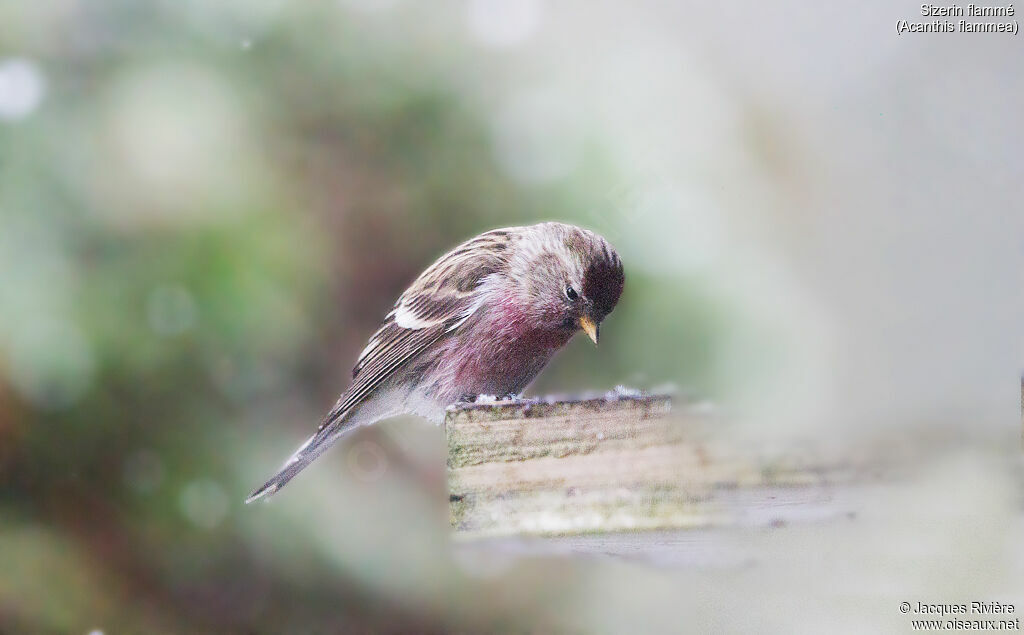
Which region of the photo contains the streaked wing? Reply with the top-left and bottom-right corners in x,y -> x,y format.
318,228 -> 513,433
318,324 -> 444,433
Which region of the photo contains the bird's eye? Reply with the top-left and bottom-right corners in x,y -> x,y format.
565,286 -> 579,301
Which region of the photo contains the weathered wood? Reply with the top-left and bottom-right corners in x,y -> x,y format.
446,392 -> 873,538
447,394 -> 707,537
447,395 -> 675,468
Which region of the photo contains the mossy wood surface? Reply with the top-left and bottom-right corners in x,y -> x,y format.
446,394 -> 857,538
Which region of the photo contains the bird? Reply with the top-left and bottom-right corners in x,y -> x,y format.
246,221 -> 624,503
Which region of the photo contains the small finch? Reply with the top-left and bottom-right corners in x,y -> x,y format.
246,222 -> 624,502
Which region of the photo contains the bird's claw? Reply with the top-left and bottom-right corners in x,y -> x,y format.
501,392 -> 540,405
457,392 -> 533,404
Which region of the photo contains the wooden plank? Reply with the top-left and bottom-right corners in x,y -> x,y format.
447,394 -> 675,468
446,393 -> 874,538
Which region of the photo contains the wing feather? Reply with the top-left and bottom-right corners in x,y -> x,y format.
321,229 -> 514,435
350,229 -> 511,379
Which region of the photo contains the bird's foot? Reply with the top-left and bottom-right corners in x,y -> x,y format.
500,392 -> 539,405
455,393 -> 501,405
457,392 -> 535,405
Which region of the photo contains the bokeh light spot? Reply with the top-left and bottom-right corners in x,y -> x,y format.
339,0 -> 403,13
347,440 -> 388,482
180,479 -> 229,529
102,64 -> 249,224
466,0 -> 543,48
0,57 -> 46,121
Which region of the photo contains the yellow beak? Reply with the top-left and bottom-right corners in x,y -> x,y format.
579,316 -> 599,345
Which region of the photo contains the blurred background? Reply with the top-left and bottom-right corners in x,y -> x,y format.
0,1 -> 1021,632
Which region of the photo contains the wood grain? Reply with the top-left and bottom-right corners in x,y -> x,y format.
446,394 -> 876,537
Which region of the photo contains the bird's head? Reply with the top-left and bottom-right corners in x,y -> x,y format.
510,223 -> 624,345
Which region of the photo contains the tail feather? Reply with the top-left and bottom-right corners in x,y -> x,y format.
245,428 -> 339,504
246,396 -> 395,503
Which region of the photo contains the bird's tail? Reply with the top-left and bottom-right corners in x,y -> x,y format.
245,424 -> 348,504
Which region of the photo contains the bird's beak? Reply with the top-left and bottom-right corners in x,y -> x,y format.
579,316 -> 599,345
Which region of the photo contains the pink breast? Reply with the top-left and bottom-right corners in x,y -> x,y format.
446,296 -> 570,396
